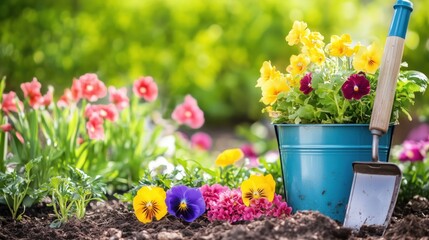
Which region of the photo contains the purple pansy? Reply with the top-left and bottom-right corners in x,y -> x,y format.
166,185 -> 206,222
341,73 -> 370,100
299,73 -> 313,94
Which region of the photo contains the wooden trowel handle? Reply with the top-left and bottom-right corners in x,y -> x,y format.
370,0 -> 413,134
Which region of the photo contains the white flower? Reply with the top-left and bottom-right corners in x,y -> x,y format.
158,135 -> 176,157
148,156 -> 174,176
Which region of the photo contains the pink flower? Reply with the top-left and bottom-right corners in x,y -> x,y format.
241,144 -> 259,168
247,197 -> 272,219
85,104 -> 118,122
0,123 -> 12,132
207,188 -> 246,223
1,91 -> 22,113
20,77 -> 43,108
40,86 -> 54,107
57,88 -> 74,108
172,95 -> 204,129
71,78 -> 83,101
200,184 -> 229,210
109,86 -> 129,111
341,73 -> 370,100
299,73 -> 313,94
133,76 -> 158,102
15,131 -> 24,144
78,73 -> 107,102
86,115 -> 105,140
268,194 -> 293,218
398,140 -> 425,162
191,132 -> 212,150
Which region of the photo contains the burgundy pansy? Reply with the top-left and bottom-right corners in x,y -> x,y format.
299,73 -> 313,95
341,73 -> 370,100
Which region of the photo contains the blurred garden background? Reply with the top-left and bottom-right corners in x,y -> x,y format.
1,0 -> 428,139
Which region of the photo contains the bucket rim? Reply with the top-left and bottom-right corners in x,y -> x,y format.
273,123 -> 397,127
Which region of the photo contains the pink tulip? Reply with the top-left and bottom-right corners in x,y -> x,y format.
171,95 -> 204,129
133,76 -> 158,102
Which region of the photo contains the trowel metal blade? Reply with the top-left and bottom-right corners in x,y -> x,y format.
343,162 -> 402,232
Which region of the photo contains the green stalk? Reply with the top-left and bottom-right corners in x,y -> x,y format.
0,121 -> 7,172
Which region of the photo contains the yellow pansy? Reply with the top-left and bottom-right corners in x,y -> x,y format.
260,76 -> 290,105
352,42 -> 382,74
241,174 -> 276,206
285,21 -> 310,46
286,54 -> 310,77
256,61 -> 282,88
133,186 -> 168,224
215,148 -> 244,167
326,34 -> 355,57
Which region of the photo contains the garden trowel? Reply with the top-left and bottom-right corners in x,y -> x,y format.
343,0 -> 413,234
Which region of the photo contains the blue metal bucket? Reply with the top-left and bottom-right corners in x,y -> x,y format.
274,124 -> 394,222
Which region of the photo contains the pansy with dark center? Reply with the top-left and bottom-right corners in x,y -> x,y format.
341,73 -> 370,100
299,73 -> 313,94
166,185 -> 206,222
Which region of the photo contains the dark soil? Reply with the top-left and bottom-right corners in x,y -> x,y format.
1,195 -> 429,240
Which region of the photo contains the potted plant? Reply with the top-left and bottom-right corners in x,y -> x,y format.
255,20 -> 428,222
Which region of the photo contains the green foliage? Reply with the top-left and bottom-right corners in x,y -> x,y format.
2,0 -> 427,123
397,162 -> 429,207
47,166 -> 106,228
390,136 -> 429,207
0,160 -> 40,220
75,98 -> 167,192
7,105 -> 66,190
393,69 -> 429,121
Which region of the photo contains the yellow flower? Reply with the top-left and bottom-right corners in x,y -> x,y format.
256,61 -> 281,88
303,46 -> 326,66
215,148 -> 244,167
286,54 -> 310,77
285,73 -> 300,88
352,42 -> 382,74
133,186 -> 168,223
326,34 -> 355,57
285,21 -> 310,46
241,174 -> 276,206
301,31 -> 325,49
260,75 -> 290,105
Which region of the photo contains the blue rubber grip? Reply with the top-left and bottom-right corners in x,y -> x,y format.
388,0 -> 413,38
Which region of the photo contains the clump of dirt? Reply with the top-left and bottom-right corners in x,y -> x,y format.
1,196 -> 429,240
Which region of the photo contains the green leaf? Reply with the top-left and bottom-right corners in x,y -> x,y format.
50,219 -> 62,228
403,70 -> 428,92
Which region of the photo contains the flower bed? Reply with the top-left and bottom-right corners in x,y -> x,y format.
1,19 -> 429,239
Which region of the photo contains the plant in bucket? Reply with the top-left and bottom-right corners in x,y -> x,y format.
256,18 -> 428,222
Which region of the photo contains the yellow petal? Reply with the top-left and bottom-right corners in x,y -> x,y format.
215,148 -> 244,167
240,174 -> 276,206
133,186 -> 167,223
